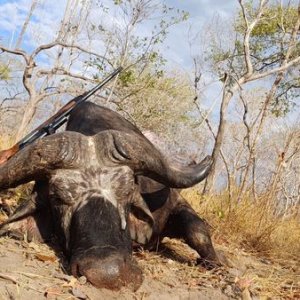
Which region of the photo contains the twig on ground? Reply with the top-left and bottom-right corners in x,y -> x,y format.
0,272 -> 18,284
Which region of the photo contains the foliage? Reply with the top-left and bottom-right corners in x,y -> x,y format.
271,76 -> 299,116
0,63 -> 10,80
119,69 -> 137,86
235,4 -> 300,68
87,0 -> 188,76
204,1 -> 300,117
209,3 -> 300,73
114,69 -> 208,156
118,70 -> 194,128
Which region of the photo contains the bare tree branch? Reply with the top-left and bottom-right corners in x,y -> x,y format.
239,0 -> 268,78
36,67 -> 97,83
0,46 -> 29,64
30,41 -> 113,66
15,0 -> 38,49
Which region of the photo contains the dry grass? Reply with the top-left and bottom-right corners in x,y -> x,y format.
181,187 -> 300,299
0,135 -> 34,214
182,188 -> 300,261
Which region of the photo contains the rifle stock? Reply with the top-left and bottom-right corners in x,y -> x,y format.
0,66 -> 122,166
0,144 -> 20,165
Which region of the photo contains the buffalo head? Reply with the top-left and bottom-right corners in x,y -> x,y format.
0,128 -> 212,290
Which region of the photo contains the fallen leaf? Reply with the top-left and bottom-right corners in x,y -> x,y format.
44,286 -> 64,298
235,276 -> 252,289
62,277 -> 78,288
52,272 -> 73,282
242,288 -> 252,300
78,276 -> 87,285
35,253 -> 57,263
72,287 -> 88,299
27,242 -> 41,251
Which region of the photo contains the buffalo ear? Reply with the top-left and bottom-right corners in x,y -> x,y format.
128,189 -> 153,245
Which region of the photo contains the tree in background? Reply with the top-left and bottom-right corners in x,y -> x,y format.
0,0 -> 299,215
191,0 -> 300,199
0,0 -> 189,141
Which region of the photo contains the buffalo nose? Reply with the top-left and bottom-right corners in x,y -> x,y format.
71,254 -> 143,291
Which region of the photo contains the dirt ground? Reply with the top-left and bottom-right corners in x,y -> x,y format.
0,236 -> 298,300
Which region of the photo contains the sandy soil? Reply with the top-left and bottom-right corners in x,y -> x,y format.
0,236 -> 298,300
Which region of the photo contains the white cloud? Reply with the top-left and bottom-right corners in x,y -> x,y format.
0,0 -> 67,49
0,0 -> 237,69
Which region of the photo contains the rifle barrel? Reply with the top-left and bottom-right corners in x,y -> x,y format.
0,66 -> 123,165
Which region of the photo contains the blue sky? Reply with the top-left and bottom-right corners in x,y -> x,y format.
1,1 -> 298,120
0,1 -> 298,151
0,0 -> 237,70
0,0 -> 265,124
163,0 -> 237,68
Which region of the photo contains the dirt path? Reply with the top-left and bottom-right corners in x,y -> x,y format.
0,237 -> 298,299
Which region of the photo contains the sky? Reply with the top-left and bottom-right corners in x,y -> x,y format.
0,0 -> 237,71
0,0 -> 238,115
1,0 -> 298,124
4,1 -> 298,124
0,0 -> 241,125
163,0 -> 237,68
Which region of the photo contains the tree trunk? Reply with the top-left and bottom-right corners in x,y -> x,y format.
202,91 -> 232,193
202,81 -> 241,194
15,0 -> 38,49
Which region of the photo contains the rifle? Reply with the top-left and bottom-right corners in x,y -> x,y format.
0,66 -> 123,165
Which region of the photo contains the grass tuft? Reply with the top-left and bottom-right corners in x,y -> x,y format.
181,187 -> 300,299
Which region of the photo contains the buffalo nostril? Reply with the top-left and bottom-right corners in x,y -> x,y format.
71,255 -> 143,291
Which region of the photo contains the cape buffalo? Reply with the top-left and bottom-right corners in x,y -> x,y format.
0,101 -> 217,291
67,102 -> 220,268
